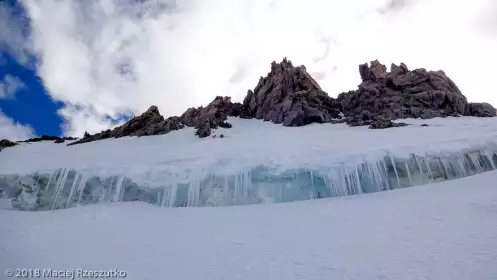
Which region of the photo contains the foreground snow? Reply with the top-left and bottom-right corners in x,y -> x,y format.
1,171 -> 497,280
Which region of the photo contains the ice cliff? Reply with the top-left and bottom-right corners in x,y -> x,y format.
1,116 -> 497,211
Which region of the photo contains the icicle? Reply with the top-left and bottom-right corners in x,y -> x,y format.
47,169 -> 62,196
223,176 -> 229,204
423,156 -> 435,181
187,181 -> 200,207
354,169 -> 362,194
366,162 -> 376,192
159,187 -> 166,207
105,177 -> 117,202
460,152 -> 471,175
12,143 -> 497,212
374,161 -> 385,191
405,162 -> 412,187
187,182 -> 193,207
331,171 -> 340,196
371,161 -> 383,192
66,174 -> 81,208
52,168 -> 69,210
113,176 -> 125,202
308,185 -> 314,200
389,156 -> 401,189
168,184 -> 177,208
455,155 -> 466,177
457,154 -> 468,176
243,171 -> 248,203
76,175 -> 88,206
380,159 -> 390,190
469,154 -> 483,173
491,151 -> 497,168
414,155 -> 425,184
483,150 -> 496,170
343,174 -> 350,195
45,170 -> 56,191
245,169 -> 251,203
322,173 -> 332,197
233,173 -> 240,204
440,158 -> 452,179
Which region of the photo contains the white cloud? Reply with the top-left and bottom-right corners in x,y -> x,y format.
0,111 -> 35,141
474,0 -> 497,36
0,3 -> 32,65
4,0 -> 497,136
58,105 -> 126,138
0,74 -> 26,99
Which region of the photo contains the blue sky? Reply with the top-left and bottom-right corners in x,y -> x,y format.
1,0 -> 496,141
1,52 -> 64,137
0,0 -> 132,140
0,0 -> 63,138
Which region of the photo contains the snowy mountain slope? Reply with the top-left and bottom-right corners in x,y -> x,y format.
1,170 -> 497,280
1,116 -> 497,210
2,116 -> 497,177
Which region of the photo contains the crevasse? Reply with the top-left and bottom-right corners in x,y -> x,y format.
2,145 -> 497,211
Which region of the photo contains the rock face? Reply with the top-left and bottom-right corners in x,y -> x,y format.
69,96 -> 239,145
181,96 -> 240,138
337,60 -> 496,126
466,102 -> 496,117
240,58 -> 341,126
0,139 -> 17,150
21,135 -> 77,143
68,106 -> 185,146
65,58 -> 496,146
369,119 -> 408,129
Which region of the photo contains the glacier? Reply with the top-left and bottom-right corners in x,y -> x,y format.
1,116 -> 497,210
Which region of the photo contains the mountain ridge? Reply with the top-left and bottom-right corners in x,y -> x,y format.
4,57 -> 496,147
67,57 -> 497,145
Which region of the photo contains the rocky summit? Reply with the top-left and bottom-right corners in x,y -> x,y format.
65,58 -> 495,146
240,58 -> 341,126
337,60 -> 495,126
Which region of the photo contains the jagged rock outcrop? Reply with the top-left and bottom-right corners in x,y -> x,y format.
338,60 -> 496,126
21,135 -> 77,143
68,106 -> 184,146
0,139 -> 17,151
69,96 -> 239,145
181,96 -> 239,138
132,116 -> 184,137
466,102 -> 496,117
113,105 -> 164,136
240,58 -> 341,126
369,119 -> 408,129
64,58 -> 496,146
